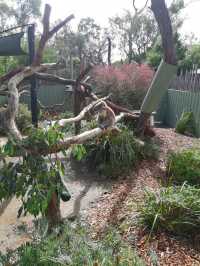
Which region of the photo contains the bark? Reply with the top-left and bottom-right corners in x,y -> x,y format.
45,191 -> 62,230
32,5 -> 74,66
151,0 -> 177,65
107,37 -> 112,66
73,64 -> 93,135
137,0 -> 177,137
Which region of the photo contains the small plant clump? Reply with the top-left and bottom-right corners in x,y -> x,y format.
0,223 -> 144,266
72,127 -> 141,177
72,125 -> 160,177
167,148 -> 200,185
139,184 -> 200,236
175,111 -> 196,137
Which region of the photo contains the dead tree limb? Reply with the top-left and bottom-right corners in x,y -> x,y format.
32,5 -> 74,66
73,64 -> 93,135
0,4 -> 74,141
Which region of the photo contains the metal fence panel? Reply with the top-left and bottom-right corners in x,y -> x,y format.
157,89 -> 200,136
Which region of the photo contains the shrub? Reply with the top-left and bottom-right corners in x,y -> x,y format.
0,223 -> 144,266
139,185 -> 200,236
75,128 -> 141,177
167,149 -> 200,185
91,64 -> 154,110
175,111 -> 196,137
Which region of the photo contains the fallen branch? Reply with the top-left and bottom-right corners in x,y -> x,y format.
0,4 -> 74,140
31,112 -> 143,156
35,72 -> 92,91
52,96 -> 110,127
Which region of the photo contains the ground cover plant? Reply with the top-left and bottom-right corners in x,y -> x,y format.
175,111 -> 196,137
167,148 -> 200,185
0,223 -> 144,266
72,125 -> 160,177
139,184 -> 200,236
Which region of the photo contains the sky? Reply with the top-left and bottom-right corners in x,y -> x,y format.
42,0 -> 200,41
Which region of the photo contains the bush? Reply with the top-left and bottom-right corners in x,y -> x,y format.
91,64 -> 154,110
76,128 -> 141,177
0,223 -> 144,266
175,111 -> 196,137
139,185 -> 200,236
72,125 -> 160,177
167,149 -> 200,185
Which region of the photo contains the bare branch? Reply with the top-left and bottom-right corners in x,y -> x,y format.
33,4 -> 74,66
35,73 -> 92,91
53,96 -> 111,127
133,0 -> 149,15
29,112 -> 141,156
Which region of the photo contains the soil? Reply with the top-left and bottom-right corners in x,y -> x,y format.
1,128 -> 200,265
0,157 -> 111,254
87,128 -> 200,266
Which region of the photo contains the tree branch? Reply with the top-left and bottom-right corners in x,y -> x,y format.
133,0 -> 149,15
32,4 -> 74,66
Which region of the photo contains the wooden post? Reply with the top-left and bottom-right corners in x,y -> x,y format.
28,24 -> 38,127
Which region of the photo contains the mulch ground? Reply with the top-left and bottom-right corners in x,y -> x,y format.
87,128 -> 200,266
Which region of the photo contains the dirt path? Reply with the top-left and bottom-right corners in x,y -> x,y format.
0,159 -> 111,253
87,128 -> 200,266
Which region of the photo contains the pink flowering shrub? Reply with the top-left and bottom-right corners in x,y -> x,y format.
91,64 -> 154,109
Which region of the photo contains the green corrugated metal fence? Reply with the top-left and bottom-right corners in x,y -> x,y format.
0,84 -> 73,111
156,89 -> 200,137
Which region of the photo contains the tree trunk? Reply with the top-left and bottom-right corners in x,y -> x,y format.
73,86 -> 83,135
46,191 -> 62,231
136,0 -> 177,137
107,37 -> 112,66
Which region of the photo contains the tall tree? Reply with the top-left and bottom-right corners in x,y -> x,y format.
109,0 -> 184,63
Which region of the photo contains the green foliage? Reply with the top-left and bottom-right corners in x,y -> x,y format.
180,44 -> 200,71
147,33 -> 187,70
175,111 -> 196,137
140,140 -> 160,161
0,125 -> 68,218
74,128 -> 140,177
167,149 -> 200,186
0,223 -> 144,266
139,184 -> 200,236
72,144 -> 87,161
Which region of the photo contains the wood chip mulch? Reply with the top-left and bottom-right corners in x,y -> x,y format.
86,128 -> 200,266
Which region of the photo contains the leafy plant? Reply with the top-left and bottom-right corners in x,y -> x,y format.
175,111 -> 196,137
72,144 -> 87,161
139,184 -> 200,236
0,223 -> 145,266
0,125 -> 69,218
92,64 -> 154,110
79,128 -> 141,177
167,149 -> 200,185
